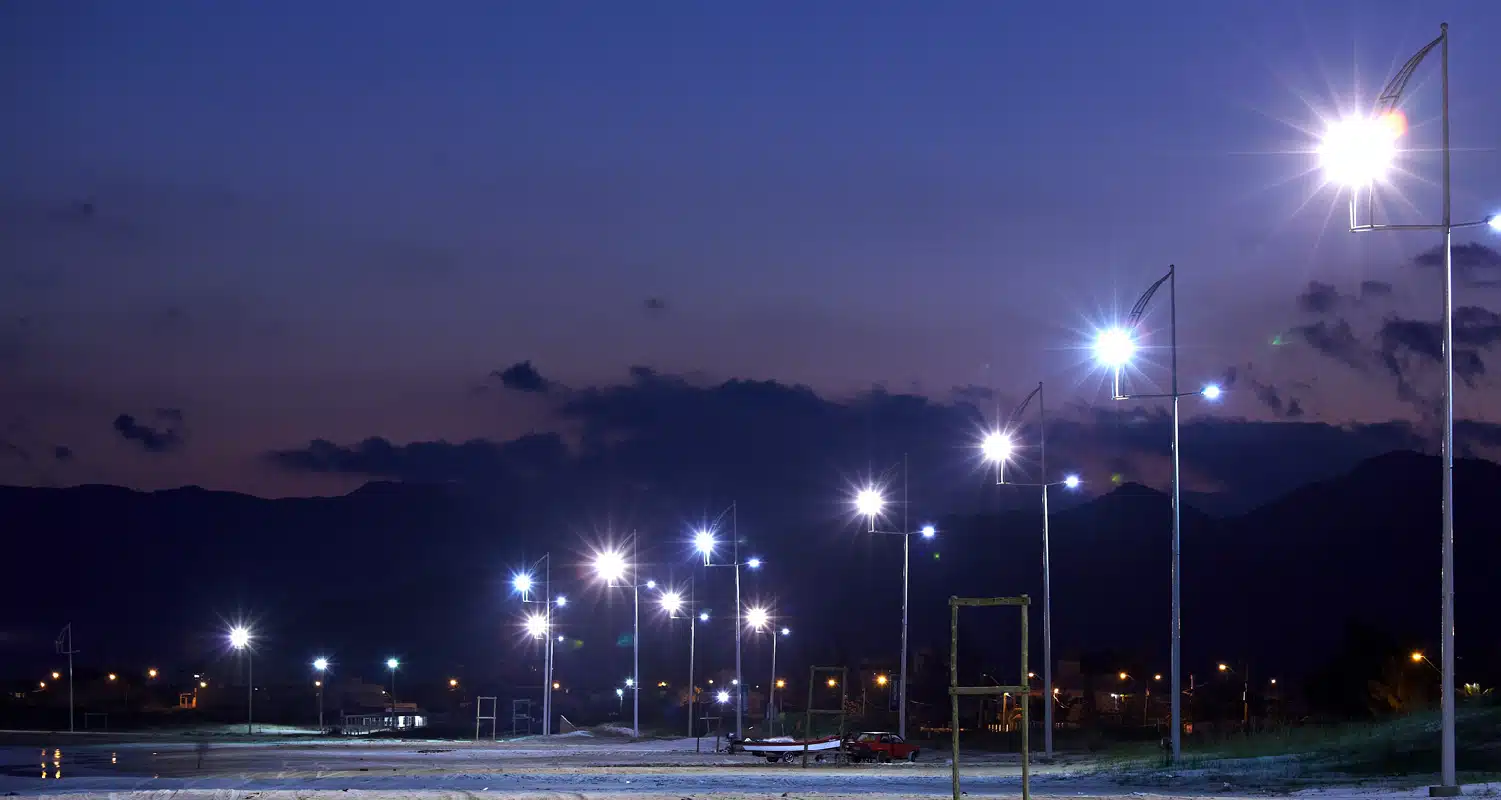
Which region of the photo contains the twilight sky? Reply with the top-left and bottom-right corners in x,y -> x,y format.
3,0 -> 1501,497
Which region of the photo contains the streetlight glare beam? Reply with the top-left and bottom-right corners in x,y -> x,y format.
746,607 -> 770,631
1319,114 -> 1402,188
1093,328 -> 1136,367
855,488 -> 884,517
593,550 -> 627,583
693,530 -> 716,555
386,658 -> 399,670
980,431 -> 1012,463
512,573 -> 534,594
313,658 -> 329,672
525,613 -> 548,639
228,627 -> 251,650
660,591 -> 683,614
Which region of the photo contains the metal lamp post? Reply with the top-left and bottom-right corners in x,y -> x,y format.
980,382 -> 1083,760
593,539 -> 643,739
854,457 -> 934,741
769,626 -> 789,733
1315,24 -> 1500,794
228,627 -> 252,735
696,505 -> 762,738
515,556 -> 563,736
385,658 -> 399,730
1095,267 -> 1222,764
313,657 -> 329,731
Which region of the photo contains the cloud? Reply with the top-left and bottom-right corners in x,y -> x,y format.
1376,306 -> 1501,402
1296,281 -> 1343,314
492,361 -> 550,393
112,413 -> 183,453
267,370 -> 1501,515
53,445 -> 73,461
155,407 -> 184,422
1414,243 -> 1501,287
1289,319 -> 1368,371
1360,280 -> 1393,299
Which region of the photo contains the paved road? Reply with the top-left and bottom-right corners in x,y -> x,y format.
0,736 -> 1110,796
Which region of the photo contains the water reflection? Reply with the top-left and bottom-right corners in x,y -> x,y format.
39,747 -> 62,779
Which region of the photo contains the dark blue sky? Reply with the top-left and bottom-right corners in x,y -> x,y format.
3,0 -> 1500,495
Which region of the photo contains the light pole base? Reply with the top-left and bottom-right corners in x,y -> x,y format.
1429,785 -> 1462,797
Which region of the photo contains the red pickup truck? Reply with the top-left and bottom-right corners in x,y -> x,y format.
846,731 -> 920,762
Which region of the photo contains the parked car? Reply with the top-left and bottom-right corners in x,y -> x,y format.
846,731 -> 919,762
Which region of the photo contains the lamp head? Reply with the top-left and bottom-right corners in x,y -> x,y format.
660,591 -> 683,615
746,557 -> 762,570
854,487 -> 884,517
1094,327 -> 1136,368
555,595 -> 567,607
980,431 -> 1012,463
593,550 -> 627,583
693,530 -> 716,556
645,579 -> 657,590
780,626 -> 791,636
1201,383 -> 1222,400
699,611 -> 710,622
1488,214 -> 1501,233
313,657 -> 329,672
228,626 -> 251,650
1319,113 -> 1402,188
1062,474 -> 1081,489
746,607 -> 770,631
524,612 -> 548,639
716,690 -> 730,704
511,572 -> 534,595
920,524 -> 936,539
386,658 -> 399,670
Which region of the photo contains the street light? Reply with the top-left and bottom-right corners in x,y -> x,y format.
767,625 -> 790,734
981,381 -> 1084,759
1094,266 -> 1222,765
147,668 -> 158,679
512,572 -> 534,598
228,626 -> 253,735
1319,27 -> 1498,795
593,542 -> 641,738
696,504 -> 762,739
386,658 -> 399,730
313,657 -> 329,731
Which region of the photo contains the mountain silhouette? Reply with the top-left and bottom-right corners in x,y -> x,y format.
2,450 -> 1496,695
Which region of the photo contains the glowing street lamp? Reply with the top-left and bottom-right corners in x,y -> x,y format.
313,657 -> 329,731
1095,265 -> 1222,765
226,626 -> 254,734
982,380 -> 1084,759
745,607 -> 770,631
512,572 -> 534,598
855,487 -> 884,530
593,543 -> 642,739
524,612 -> 548,639
694,530 -> 716,566
385,658 -> 399,730
147,668 -> 158,679
766,624 -> 791,733
515,553 -> 560,736
660,591 -> 684,616
1319,28 -> 1498,793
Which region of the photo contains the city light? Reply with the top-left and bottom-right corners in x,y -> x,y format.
1411,651 -> 1424,663
625,678 -> 635,688
780,626 -> 790,636
1119,672 -> 1128,680
593,550 -> 627,583
660,591 -> 684,615
228,626 -> 251,650
39,681 -> 46,689
716,690 -> 730,704
746,557 -> 762,569
553,681 -> 561,690
981,431 -> 1012,463
920,524 -> 936,539
699,611 -> 710,622
51,672 -> 60,680
200,681 -> 208,688
827,678 -> 837,688
314,679 -> 321,687
1201,383 -> 1222,400
1218,663 -> 1229,672
511,573 -> 534,595
525,613 -> 548,639
449,678 -> 458,688
1490,215 -> 1501,233
854,487 -> 884,517
746,607 -> 770,631
876,674 -> 888,686
694,530 -> 715,556
313,657 -> 329,672
555,595 -> 567,607
1063,474 -> 1081,489
387,658 -> 400,671
776,679 -> 786,689
108,673 -> 117,681
645,579 -> 656,590
1318,113 -> 1402,188
1093,327 -> 1136,367
148,668 -> 158,679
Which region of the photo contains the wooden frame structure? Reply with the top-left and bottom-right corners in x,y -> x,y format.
802,665 -> 849,767
948,595 -> 1030,800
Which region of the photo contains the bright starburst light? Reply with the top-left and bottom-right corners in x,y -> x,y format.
855,488 -> 884,517
1094,328 -> 1136,367
981,431 -> 1012,463
228,627 -> 251,650
1318,113 -> 1402,188
746,607 -> 770,630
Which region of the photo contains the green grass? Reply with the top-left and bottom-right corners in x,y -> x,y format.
1089,706 -> 1501,789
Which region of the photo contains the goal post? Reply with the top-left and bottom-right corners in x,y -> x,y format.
948,594 -> 1030,800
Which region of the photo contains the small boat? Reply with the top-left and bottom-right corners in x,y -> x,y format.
736,734 -> 844,761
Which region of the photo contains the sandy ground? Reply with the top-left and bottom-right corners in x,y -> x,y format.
2,733 -> 1491,798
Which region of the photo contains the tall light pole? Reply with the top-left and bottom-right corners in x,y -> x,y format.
980,383 -> 1083,759
313,657 -> 329,732
515,555 -> 564,736
1095,267 -> 1222,764
651,579 -> 700,739
593,540 -> 643,739
770,625 -> 789,733
854,467 -> 934,741
1315,25 -> 1499,794
228,626 -> 252,735
695,505 -> 762,738
386,658 -> 400,728
54,625 -> 77,734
